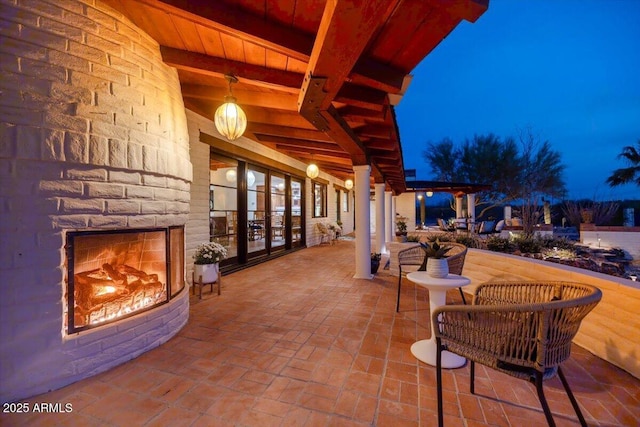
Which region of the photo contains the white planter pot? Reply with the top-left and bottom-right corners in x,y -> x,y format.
427,258 -> 449,278
194,263 -> 219,283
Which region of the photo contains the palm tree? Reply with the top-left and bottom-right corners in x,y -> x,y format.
606,140 -> 640,187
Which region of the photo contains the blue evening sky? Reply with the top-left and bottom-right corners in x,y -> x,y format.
396,0 -> 640,201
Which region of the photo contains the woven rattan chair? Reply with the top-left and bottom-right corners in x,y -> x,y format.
396,242 -> 468,312
432,281 -> 602,427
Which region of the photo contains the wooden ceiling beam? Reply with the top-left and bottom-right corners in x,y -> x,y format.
160,46 -> 303,92
246,123 -> 332,142
335,84 -> 388,112
242,106 -> 315,129
299,0 -> 401,112
350,58 -> 407,94
364,138 -> 396,151
156,0 -> 313,61
181,84 -> 298,111
356,125 -> 393,140
254,134 -> 343,153
275,144 -> 351,159
287,152 -> 354,167
338,106 -> 387,124
299,1 -> 401,169
427,0 -> 489,23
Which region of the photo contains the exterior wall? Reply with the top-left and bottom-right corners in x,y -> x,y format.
580,225 -> 640,259
184,109 -> 355,274
461,249 -> 640,379
0,0 -> 191,402
395,192 -> 417,231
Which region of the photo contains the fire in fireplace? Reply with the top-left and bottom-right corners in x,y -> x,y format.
66,227 -> 184,333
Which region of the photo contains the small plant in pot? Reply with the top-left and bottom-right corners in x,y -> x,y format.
418,240 -> 451,278
193,241 -> 227,283
371,253 -> 382,274
395,219 -> 407,235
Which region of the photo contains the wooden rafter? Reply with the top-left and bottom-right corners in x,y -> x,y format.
181,84 -> 299,111
160,46 -> 303,92
246,123 -> 333,142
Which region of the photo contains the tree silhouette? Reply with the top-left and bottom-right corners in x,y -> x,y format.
423,129 -> 566,225
606,140 -> 640,187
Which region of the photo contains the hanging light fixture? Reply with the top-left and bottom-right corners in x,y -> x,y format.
306,163 -> 319,179
214,74 -> 247,141
426,191 -> 433,197
344,179 -> 354,190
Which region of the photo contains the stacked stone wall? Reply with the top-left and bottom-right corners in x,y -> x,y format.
0,0 -> 191,402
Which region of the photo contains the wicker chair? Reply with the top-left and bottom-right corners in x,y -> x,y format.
432,281 -> 602,427
396,242 -> 468,312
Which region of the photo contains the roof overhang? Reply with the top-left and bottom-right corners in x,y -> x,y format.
102,0 -> 489,194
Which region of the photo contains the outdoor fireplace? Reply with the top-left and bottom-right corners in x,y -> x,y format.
66,227 -> 185,334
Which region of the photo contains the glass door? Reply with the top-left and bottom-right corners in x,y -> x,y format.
270,174 -> 286,251
291,178 -> 303,247
247,166 -> 267,257
209,154 -> 238,263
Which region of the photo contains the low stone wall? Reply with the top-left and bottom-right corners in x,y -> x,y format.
388,245 -> 640,378
461,249 -> 640,379
580,225 -> 640,259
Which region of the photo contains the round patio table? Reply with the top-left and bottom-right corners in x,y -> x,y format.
407,272 -> 470,368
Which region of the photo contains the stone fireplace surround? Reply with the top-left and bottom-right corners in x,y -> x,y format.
0,0 -> 192,402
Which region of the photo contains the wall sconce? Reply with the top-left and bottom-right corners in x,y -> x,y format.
426,191 -> 433,197
417,194 -> 423,200
344,179 -> 353,190
214,75 -> 247,141
306,163 -> 319,179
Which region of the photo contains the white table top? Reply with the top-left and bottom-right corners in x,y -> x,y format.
406,272 -> 470,289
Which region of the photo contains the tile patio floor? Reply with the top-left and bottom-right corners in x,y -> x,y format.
2,241 -> 639,426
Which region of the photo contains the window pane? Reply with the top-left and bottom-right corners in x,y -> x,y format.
209,154 -> 238,260
313,182 -> 326,218
247,168 -> 266,252
291,180 -> 302,244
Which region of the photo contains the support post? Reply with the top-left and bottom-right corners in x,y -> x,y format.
353,165 -> 372,279
384,191 -> 393,250
375,182 -> 386,255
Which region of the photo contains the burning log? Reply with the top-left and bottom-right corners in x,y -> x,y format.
73,264 -> 165,326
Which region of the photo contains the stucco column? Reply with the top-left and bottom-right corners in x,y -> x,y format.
392,196 -> 397,234
467,193 -> 476,230
384,191 -> 393,249
375,183 -> 386,255
353,165 -> 372,279
455,195 -> 463,218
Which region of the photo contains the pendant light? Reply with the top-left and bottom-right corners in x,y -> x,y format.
214,75 -> 247,141
306,163 -> 319,179
344,179 -> 354,190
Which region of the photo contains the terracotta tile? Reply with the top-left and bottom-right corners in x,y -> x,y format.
334,390 -> 359,417
10,241 -> 640,427
146,406 -> 200,427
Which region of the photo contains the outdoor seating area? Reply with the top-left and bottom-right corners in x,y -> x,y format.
3,241 -> 638,426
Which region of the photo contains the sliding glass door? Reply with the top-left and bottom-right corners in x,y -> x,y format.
210,149 -> 305,268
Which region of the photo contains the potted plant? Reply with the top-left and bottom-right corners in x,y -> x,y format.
395,217 -> 408,242
193,241 -> 227,283
371,253 -> 382,274
418,240 -> 451,278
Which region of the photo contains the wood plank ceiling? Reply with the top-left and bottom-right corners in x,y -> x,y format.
102,0 -> 488,194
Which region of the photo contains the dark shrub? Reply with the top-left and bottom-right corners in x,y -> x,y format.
515,236 -> 542,253
539,236 -> 576,250
455,235 -> 480,249
486,236 -> 514,253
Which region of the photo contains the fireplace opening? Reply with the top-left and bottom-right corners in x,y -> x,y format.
66,227 -> 184,334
